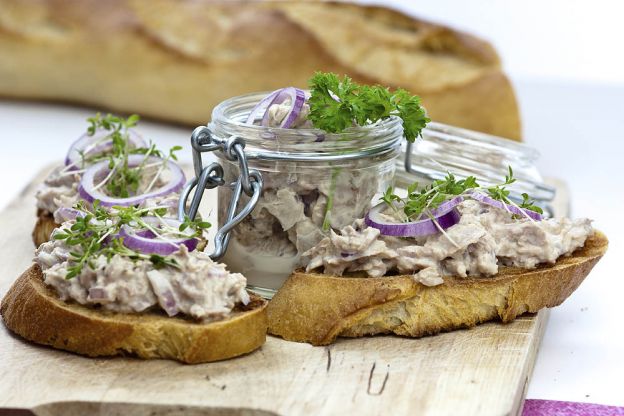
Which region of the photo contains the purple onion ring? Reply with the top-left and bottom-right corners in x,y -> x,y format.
246,88 -> 307,129
118,216 -> 198,256
53,207 -> 86,223
365,202 -> 461,237
278,88 -> 306,128
65,129 -> 147,171
470,192 -> 543,220
78,155 -> 185,207
245,89 -> 281,125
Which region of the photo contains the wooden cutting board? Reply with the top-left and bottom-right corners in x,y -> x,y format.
0,170 -> 567,416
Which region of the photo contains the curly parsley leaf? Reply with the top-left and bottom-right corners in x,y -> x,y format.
308,72 -> 430,142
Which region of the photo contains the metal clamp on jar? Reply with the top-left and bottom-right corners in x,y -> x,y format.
177,125 -> 263,261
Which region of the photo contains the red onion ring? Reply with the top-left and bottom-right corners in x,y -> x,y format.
365,202 -> 461,237
427,196 -> 464,218
147,272 -> 179,316
78,155 -> 185,207
118,216 -> 198,255
470,192 -> 543,221
65,129 -> 147,171
278,88 -> 306,128
246,88 -> 306,128
87,287 -> 111,302
245,89 -> 281,125
53,207 -> 86,223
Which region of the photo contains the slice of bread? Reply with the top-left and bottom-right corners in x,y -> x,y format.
267,231 -> 608,346
1,264 -> 268,363
33,210 -> 57,247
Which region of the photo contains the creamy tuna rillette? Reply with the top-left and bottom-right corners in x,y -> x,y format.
210,92 -> 404,295
36,166 -> 81,214
37,162 -> 181,217
303,200 -> 593,286
35,234 -> 249,320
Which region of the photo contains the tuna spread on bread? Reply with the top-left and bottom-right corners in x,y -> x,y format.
303,199 -> 593,286
302,164 -> 593,286
36,113 -> 185,217
35,203 -> 249,321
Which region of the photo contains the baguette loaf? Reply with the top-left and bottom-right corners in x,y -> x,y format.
267,231 -> 608,346
0,0 -> 521,139
1,264 -> 268,363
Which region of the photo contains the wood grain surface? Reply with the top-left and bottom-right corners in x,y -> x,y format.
0,168 -> 567,416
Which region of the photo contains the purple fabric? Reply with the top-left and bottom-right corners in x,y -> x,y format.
523,400 -> 624,416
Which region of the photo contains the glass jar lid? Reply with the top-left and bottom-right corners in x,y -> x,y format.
398,121 -> 555,205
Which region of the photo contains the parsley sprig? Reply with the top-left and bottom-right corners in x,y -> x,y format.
53,201 -> 210,279
308,72 -> 430,142
381,166 -> 543,221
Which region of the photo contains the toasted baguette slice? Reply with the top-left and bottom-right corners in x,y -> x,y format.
33,210 -> 58,247
267,231 -> 608,346
1,264 -> 268,363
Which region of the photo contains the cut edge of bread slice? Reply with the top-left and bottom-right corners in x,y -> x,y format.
33,210 -> 57,247
1,264 -> 268,363
267,231 -> 608,346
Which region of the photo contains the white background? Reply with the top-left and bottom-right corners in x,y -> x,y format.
1,0 -> 623,407
370,0 -> 624,86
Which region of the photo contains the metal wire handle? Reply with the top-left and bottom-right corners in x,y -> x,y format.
178,126 -> 263,260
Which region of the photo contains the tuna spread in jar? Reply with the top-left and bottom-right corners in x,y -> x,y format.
208,75 -> 429,296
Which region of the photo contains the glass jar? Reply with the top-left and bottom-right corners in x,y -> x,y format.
397,122 -> 555,209
208,92 -> 403,297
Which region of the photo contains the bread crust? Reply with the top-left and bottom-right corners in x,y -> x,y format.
1,264 -> 268,363
33,210 -> 58,247
0,0 -> 521,139
267,232 -> 608,346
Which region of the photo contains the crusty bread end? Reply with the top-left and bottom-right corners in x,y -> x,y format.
267,231 -> 608,345
1,264 -> 268,363
0,0 -> 521,139
33,210 -> 58,247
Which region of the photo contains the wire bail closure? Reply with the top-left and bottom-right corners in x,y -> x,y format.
178,126 -> 263,261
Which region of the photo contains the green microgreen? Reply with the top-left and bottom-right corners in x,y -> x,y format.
381,166 -> 543,221
179,214 -> 212,237
53,201 -> 210,279
322,167 -> 342,231
518,193 -> 544,215
81,113 -> 183,199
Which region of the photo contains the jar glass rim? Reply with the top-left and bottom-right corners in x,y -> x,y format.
209,91 -> 404,156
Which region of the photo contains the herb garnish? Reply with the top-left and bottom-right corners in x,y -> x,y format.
80,113 -> 182,198
381,166 -> 543,222
53,201 -> 210,279
308,72 -> 430,142
518,193 -> 543,215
